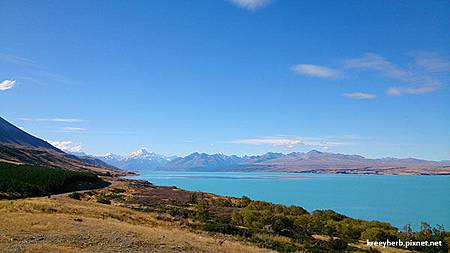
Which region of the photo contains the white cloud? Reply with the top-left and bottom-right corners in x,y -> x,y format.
0,80 -> 16,91
413,52 -> 450,72
225,136 -> 353,148
59,127 -> 87,132
226,137 -> 301,148
344,53 -> 443,96
345,53 -> 408,80
386,85 -> 439,96
19,118 -> 85,123
291,64 -> 340,79
228,0 -> 272,10
300,137 -> 353,147
48,140 -> 82,153
342,92 -> 376,100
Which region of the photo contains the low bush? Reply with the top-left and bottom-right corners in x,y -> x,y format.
96,195 -> 111,204
110,188 -> 126,193
68,192 -> 82,200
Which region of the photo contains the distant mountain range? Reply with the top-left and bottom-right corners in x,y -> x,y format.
2,115 -> 449,175
96,149 -> 245,171
96,148 -> 450,175
0,116 -> 127,176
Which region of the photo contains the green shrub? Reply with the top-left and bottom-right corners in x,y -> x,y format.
68,192 -> 82,200
189,192 -> 198,204
251,236 -> 300,252
328,238 -> 348,251
96,195 -> 111,204
195,203 -> 210,221
361,227 -> 397,242
110,188 -> 126,193
240,195 -> 251,207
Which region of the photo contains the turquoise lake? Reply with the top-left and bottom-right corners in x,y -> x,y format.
130,172 -> 450,230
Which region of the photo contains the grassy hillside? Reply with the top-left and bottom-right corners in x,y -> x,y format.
0,197 -> 273,253
57,179 -> 450,252
0,162 -> 109,199
0,144 -> 129,176
0,173 -> 447,252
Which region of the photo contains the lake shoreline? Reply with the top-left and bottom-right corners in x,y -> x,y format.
128,171 -> 450,230
126,168 -> 450,176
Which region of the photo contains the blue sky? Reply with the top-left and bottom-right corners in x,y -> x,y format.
1,0 -> 449,160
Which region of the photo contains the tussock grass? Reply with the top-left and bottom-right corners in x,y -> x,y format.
0,197 -> 274,253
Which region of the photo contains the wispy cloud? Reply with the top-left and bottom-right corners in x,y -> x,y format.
226,137 -> 301,148
0,79 -> 16,91
228,0 -> 272,10
386,85 -> 439,96
19,118 -> 85,123
345,53 -> 408,80
413,52 -> 450,72
291,64 -> 340,79
0,52 -> 71,85
48,140 -> 82,152
344,52 -> 444,96
299,137 -> 354,147
0,53 -> 38,67
225,136 -> 354,148
342,92 -> 376,100
58,127 -> 87,133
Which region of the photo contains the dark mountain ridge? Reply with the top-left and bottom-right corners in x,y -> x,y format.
0,117 -> 62,152
0,116 -> 128,176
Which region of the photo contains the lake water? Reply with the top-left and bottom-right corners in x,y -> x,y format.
129,171 -> 450,230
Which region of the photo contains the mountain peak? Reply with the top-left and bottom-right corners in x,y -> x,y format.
307,150 -> 323,155
103,152 -> 124,160
129,147 -> 151,158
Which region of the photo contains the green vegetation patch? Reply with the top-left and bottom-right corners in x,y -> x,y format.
96,192 -> 124,204
68,192 -> 82,200
96,195 -> 112,205
0,162 -> 108,199
155,194 -> 448,253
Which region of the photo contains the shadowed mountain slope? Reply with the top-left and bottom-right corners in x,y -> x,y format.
0,116 -> 128,176
0,117 -> 61,152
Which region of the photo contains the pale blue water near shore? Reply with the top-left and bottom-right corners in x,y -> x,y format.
129,172 -> 450,230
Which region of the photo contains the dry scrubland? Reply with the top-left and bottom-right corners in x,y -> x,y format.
0,196 -> 273,253
0,179 -> 414,253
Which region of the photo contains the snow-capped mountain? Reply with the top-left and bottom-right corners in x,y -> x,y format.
97,147 -> 174,171
96,148 -> 448,173
129,148 -> 166,160
103,152 -> 125,161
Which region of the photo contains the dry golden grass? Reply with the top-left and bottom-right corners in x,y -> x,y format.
349,241 -> 412,253
0,197 -> 274,253
0,158 -> 22,164
0,179 -> 417,253
312,235 -> 413,253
